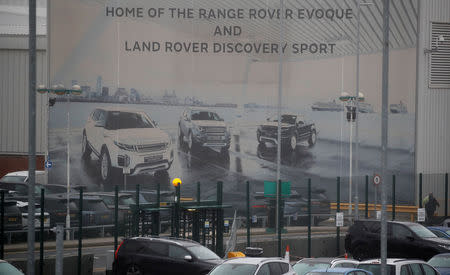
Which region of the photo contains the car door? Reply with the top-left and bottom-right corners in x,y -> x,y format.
166,244 -> 198,275
139,241 -> 168,275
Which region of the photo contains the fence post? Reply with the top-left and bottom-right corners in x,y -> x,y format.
175,183 -> 180,238
419,173 -> 423,208
392,175 -> 396,221
365,175 -> 369,219
336,177 -> 340,256
114,185 -> 118,251
135,184 -> 140,236
277,179 -> 282,257
192,182 -> 200,242
445,173 -> 448,216
246,181 -> 251,247
40,188 -> 45,275
153,181 -> 161,236
55,224 -> 64,275
216,181 -> 224,257
308,178 -> 311,258
78,188 -> 83,275
0,190 -> 4,259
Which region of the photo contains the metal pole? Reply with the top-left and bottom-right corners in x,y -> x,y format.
277,180 -> 282,257
78,189 -> 83,275
246,181 -> 251,247
419,173 -> 423,208
308,178 -> 312,258
445,173 -> 448,216
0,190 -> 4,259
55,224 -> 64,275
40,189 -> 45,275
349,119 -> 353,218
392,175 -> 396,221
114,185 -> 118,251
365,175 -> 369,219
66,93 -> 71,241
354,0 -> 361,221
216,181 -> 224,257
275,0 -> 285,245
380,1 -> 390,274
336,177 -> 341,256
175,184 -> 180,238
28,0 -> 37,273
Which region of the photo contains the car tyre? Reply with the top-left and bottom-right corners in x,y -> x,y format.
126,264 -> 143,275
308,130 -> 317,147
257,131 -> 263,144
99,147 -> 112,184
81,131 -> 92,159
187,131 -> 196,152
352,244 -> 370,261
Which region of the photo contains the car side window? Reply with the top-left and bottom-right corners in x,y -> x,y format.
409,264 -> 423,275
357,271 -> 369,275
92,110 -> 99,121
98,111 -> 106,124
268,262 -> 282,275
256,264 -> 270,275
168,245 -> 189,259
401,265 -> 411,275
421,264 -> 436,275
391,224 -> 413,239
279,262 -> 290,273
431,230 -> 445,238
336,263 -> 357,268
143,242 -> 168,256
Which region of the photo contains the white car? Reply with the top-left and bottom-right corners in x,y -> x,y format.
208,257 -> 296,275
293,258 -> 359,275
358,259 -> 440,275
82,107 -> 174,183
0,170 -> 46,184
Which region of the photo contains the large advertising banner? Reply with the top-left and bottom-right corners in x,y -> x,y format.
49,0 -> 418,217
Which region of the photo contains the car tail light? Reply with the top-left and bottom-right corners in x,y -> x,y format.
115,240 -> 124,260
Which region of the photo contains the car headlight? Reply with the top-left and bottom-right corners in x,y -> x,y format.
438,244 -> 450,250
257,126 -> 262,131
193,125 -> 205,133
114,141 -> 135,151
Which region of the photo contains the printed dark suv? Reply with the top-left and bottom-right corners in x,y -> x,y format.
345,220 -> 450,261
113,237 -> 223,275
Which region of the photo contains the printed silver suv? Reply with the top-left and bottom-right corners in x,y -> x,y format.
82,107 -> 174,183
178,108 -> 231,153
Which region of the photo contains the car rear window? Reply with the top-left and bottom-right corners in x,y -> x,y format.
293,262 -> 331,275
186,245 -> 220,260
428,254 -> 450,267
357,264 -> 395,275
0,176 -> 27,183
210,263 -> 257,275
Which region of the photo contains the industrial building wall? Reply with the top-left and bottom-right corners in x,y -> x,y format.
0,46 -> 48,176
416,0 -> 450,211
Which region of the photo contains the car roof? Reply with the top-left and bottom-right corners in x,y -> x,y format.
296,257 -> 358,264
428,226 -> 450,231
355,219 -> 420,226
95,106 -> 146,113
312,268 -> 368,273
129,237 -> 201,247
186,107 -> 217,112
359,259 -> 426,265
4,170 -> 45,177
224,257 -> 286,265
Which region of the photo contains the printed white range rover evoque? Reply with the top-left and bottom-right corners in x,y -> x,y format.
82,107 -> 174,183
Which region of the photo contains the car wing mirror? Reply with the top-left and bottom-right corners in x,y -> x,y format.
184,255 -> 193,262
406,236 -> 415,242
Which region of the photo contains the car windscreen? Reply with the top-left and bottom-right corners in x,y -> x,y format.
191,111 -> 221,121
428,254 -> 450,267
307,272 -> 344,275
209,263 -> 257,275
186,245 -> 220,260
105,112 -> 154,130
358,264 -> 395,275
0,262 -> 24,275
0,176 -> 27,183
39,185 -> 66,194
408,223 -> 438,238
270,114 -> 297,124
75,200 -> 108,211
293,262 -> 331,275
120,197 -> 135,205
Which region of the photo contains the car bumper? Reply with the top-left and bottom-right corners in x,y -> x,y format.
110,146 -> 174,175
194,134 -> 231,148
260,135 -> 290,144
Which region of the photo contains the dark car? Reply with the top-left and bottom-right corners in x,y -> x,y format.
113,237 -> 223,275
257,114 -> 317,151
71,195 -> 114,226
428,253 -> 450,275
428,227 -> 450,239
345,220 -> 450,261
44,195 -> 79,227
3,200 -> 23,230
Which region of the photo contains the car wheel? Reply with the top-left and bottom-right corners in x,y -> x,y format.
178,125 -> 184,145
308,130 -> 317,147
257,131 -> 262,144
126,264 -> 143,275
81,131 -> 92,159
99,148 -> 112,183
352,244 -> 370,261
187,131 -> 195,151
289,135 -> 297,151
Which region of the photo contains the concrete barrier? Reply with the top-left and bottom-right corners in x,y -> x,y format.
10,254 -> 94,275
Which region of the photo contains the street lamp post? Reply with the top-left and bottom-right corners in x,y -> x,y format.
37,84 -> 81,239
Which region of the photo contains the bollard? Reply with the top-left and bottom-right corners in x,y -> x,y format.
216,181 -> 224,257
114,185 -> 118,251
78,189 -> 83,275
308,178 -> 311,258
277,179 -> 282,257
246,181 -> 251,248
365,175 -> 369,219
174,184 -> 180,238
55,224 -> 64,275
445,173 -> 448,216
40,188 -> 45,275
0,190 -> 4,259
419,173 -> 423,208
336,177 -> 340,256
392,175 -> 396,221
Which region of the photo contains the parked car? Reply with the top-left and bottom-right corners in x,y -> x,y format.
428,226 -> 450,239
0,259 -> 24,275
3,200 -> 22,230
0,181 -> 79,197
306,268 -> 372,275
16,201 -> 50,229
257,114 -> 316,151
82,107 -> 174,183
44,194 -> 79,228
345,220 -> 450,260
71,195 -> 114,226
113,237 -> 223,275
358,259 -> 440,275
293,258 -> 359,275
178,108 -> 231,153
209,257 -> 295,275
427,253 -> 450,275
0,170 -> 46,184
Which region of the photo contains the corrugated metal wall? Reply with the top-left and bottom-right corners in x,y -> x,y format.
0,48 -> 48,155
416,0 -> 450,212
